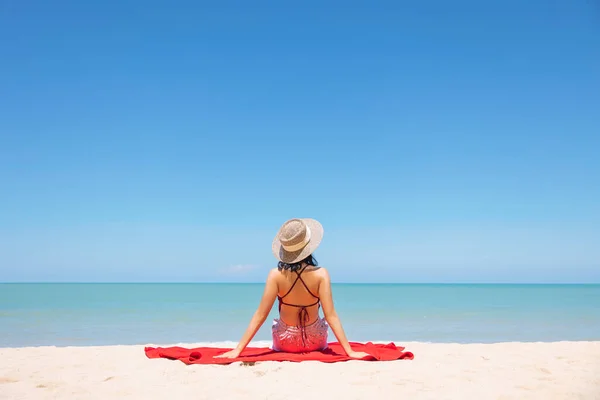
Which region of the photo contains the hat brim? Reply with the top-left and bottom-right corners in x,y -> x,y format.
272,218 -> 324,264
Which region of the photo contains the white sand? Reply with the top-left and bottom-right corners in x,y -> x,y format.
1,341 -> 599,400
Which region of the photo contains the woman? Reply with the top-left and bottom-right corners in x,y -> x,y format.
216,218 -> 369,359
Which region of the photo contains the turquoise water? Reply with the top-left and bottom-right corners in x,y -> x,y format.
1,283 -> 599,347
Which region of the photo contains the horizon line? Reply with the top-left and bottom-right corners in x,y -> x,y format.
1,281 -> 598,285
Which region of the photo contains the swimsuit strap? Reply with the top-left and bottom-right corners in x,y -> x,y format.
295,271 -> 319,299
279,269 -> 305,300
278,266 -> 320,303
277,267 -> 321,348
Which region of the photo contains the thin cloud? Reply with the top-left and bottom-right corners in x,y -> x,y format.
220,264 -> 258,275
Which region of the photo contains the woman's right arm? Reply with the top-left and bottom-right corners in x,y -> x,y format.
318,268 -> 369,359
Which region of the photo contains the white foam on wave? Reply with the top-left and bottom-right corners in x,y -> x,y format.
144,339 -> 409,348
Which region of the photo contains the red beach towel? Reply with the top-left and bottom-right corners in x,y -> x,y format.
144,342 -> 414,364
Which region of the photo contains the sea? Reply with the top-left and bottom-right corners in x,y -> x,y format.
1,283 -> 599,348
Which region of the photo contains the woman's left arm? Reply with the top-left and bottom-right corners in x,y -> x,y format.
215,269 -> 279,358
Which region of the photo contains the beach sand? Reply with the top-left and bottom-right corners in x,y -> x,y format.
1,342 -> 599,400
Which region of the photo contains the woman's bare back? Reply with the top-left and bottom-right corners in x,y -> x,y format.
276,266 -> 324,326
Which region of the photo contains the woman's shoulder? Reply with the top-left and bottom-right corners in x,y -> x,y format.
306,266 -> 330,281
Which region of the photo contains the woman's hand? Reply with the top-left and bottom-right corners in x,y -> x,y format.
214,349 -> 241,359
347,351 -> 371,359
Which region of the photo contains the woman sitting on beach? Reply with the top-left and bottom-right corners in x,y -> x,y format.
216,218 -> 369,359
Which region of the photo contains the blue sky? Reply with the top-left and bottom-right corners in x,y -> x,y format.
1,0 -> 599,283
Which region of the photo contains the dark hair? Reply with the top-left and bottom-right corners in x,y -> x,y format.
277,254 -> 318,273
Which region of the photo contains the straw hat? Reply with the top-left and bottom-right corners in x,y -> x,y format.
272,218 -> 324,264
